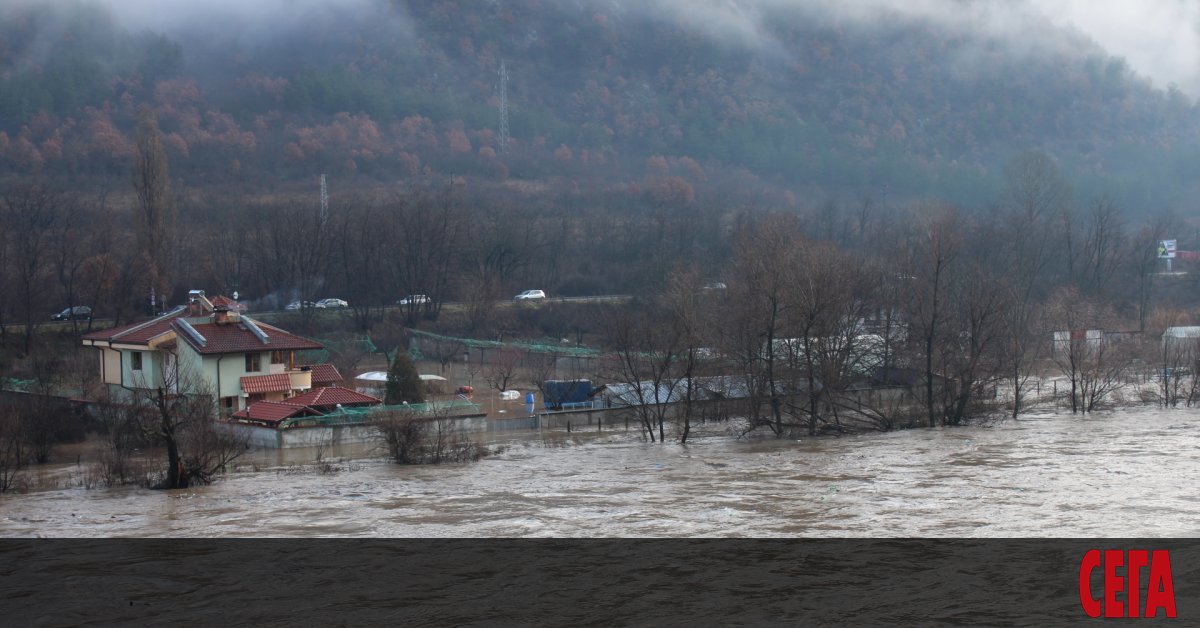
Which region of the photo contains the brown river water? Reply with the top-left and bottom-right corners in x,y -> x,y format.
2,407 -> 1199,537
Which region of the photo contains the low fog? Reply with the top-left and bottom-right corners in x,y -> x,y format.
17,0 -> 1200,97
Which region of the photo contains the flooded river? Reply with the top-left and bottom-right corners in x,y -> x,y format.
2,408 -> 1198,537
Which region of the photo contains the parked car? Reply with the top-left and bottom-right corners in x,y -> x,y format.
399,294 -> 429,305
51,306 -> 92,321
702,282 -> 727,291
315,298 -> 349,309
513,289 -> 546,301
285,300 -> 315,310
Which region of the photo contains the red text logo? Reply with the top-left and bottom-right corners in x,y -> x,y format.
1079,549 -> 1176,618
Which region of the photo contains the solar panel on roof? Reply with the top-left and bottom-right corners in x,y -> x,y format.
242,317 -> 271,344
177,319 -> 207,347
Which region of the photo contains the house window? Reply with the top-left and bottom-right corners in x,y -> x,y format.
245,353 -> 261,372
220,396 -> 237,415
131,352 -> 143,371
271,350 -> 286,365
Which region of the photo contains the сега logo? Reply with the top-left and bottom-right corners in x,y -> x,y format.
1079,549 -> 1176,618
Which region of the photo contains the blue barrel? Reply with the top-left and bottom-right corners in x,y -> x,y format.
524,392 -> 535,404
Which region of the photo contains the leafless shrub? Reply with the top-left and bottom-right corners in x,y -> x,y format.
373,408 -> 486,464
0,406 -> 27,493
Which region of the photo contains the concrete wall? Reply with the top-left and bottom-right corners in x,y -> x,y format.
220,413 -> 541,449
219,422 -> 381,448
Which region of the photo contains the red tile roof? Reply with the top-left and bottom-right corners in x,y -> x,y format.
240,373 -> 293,394
230,401 -> 317,425
175,317 -> 323,355
300,364 -> 343,386
287,385 -> 381,409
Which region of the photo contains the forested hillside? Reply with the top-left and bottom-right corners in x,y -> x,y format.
2,0 -> 1199,209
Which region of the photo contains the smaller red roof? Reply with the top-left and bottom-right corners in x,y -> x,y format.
300,364 -> 343,386
230,401 -> 317,425
287,385 -> 381,409
240,373 -> 293,394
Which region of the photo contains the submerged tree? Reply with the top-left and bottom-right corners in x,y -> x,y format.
374,406 -> 484,464
123,367 -> 247,489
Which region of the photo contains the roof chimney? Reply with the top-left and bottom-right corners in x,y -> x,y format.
212,304 -> 239,325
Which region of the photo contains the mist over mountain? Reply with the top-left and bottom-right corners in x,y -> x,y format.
2,0 -> 1198,212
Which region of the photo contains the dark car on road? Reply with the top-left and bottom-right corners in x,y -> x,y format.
51,306 -> 92,321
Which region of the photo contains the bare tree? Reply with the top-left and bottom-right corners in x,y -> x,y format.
723,214 -> 799,436
525,349 -> 562,398
126,365 -> 248,489
1079,195 -> 1127,296
53,193 -> 104,339
940,264 -> 1010,425
382,185 -> 467,324
997,151 -> 1070,417
1155,331 -> 1196,408
601,300 -> 684,443
133,109 -> 178,309
781,240 -> 869,435
1046,287 -> 1131,413
0,405 -> 28,493
1129,221 -> 1172,332
331,199 -> 388,330
0,203 -> 10,348
662,266 -> 711,443
423,336 -> 467,375
1,183 -> 62,355
484,346 -> 522,393
904,206 -> 961,427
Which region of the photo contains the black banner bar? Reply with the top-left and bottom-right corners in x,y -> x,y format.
1,540 -> 1196,626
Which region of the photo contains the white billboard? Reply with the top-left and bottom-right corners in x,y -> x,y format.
1157,239 -> 1177,259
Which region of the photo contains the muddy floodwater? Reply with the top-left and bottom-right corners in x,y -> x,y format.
2,408 -> 1199,537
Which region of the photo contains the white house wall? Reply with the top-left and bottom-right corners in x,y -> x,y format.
210,355 -> 253,405
122,350 -> 163,390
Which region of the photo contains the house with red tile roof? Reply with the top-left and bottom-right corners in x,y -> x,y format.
81,294 -> 344,417
298,363 -> 343,388
228,386 -> 383,429
229,400 -> 323,428
286,385 -> 381,411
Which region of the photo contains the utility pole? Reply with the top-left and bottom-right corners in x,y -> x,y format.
319,173 -> 329,224
497,60 -> 509,154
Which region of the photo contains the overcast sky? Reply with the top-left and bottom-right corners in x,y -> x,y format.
1040,0 -> 1200,96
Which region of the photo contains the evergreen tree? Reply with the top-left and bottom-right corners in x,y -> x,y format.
386,350 -> 425,404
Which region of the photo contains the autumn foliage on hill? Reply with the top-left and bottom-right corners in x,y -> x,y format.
1,0 -> 1199,208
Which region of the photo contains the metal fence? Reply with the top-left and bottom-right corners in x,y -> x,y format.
277,399 -> 483,429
